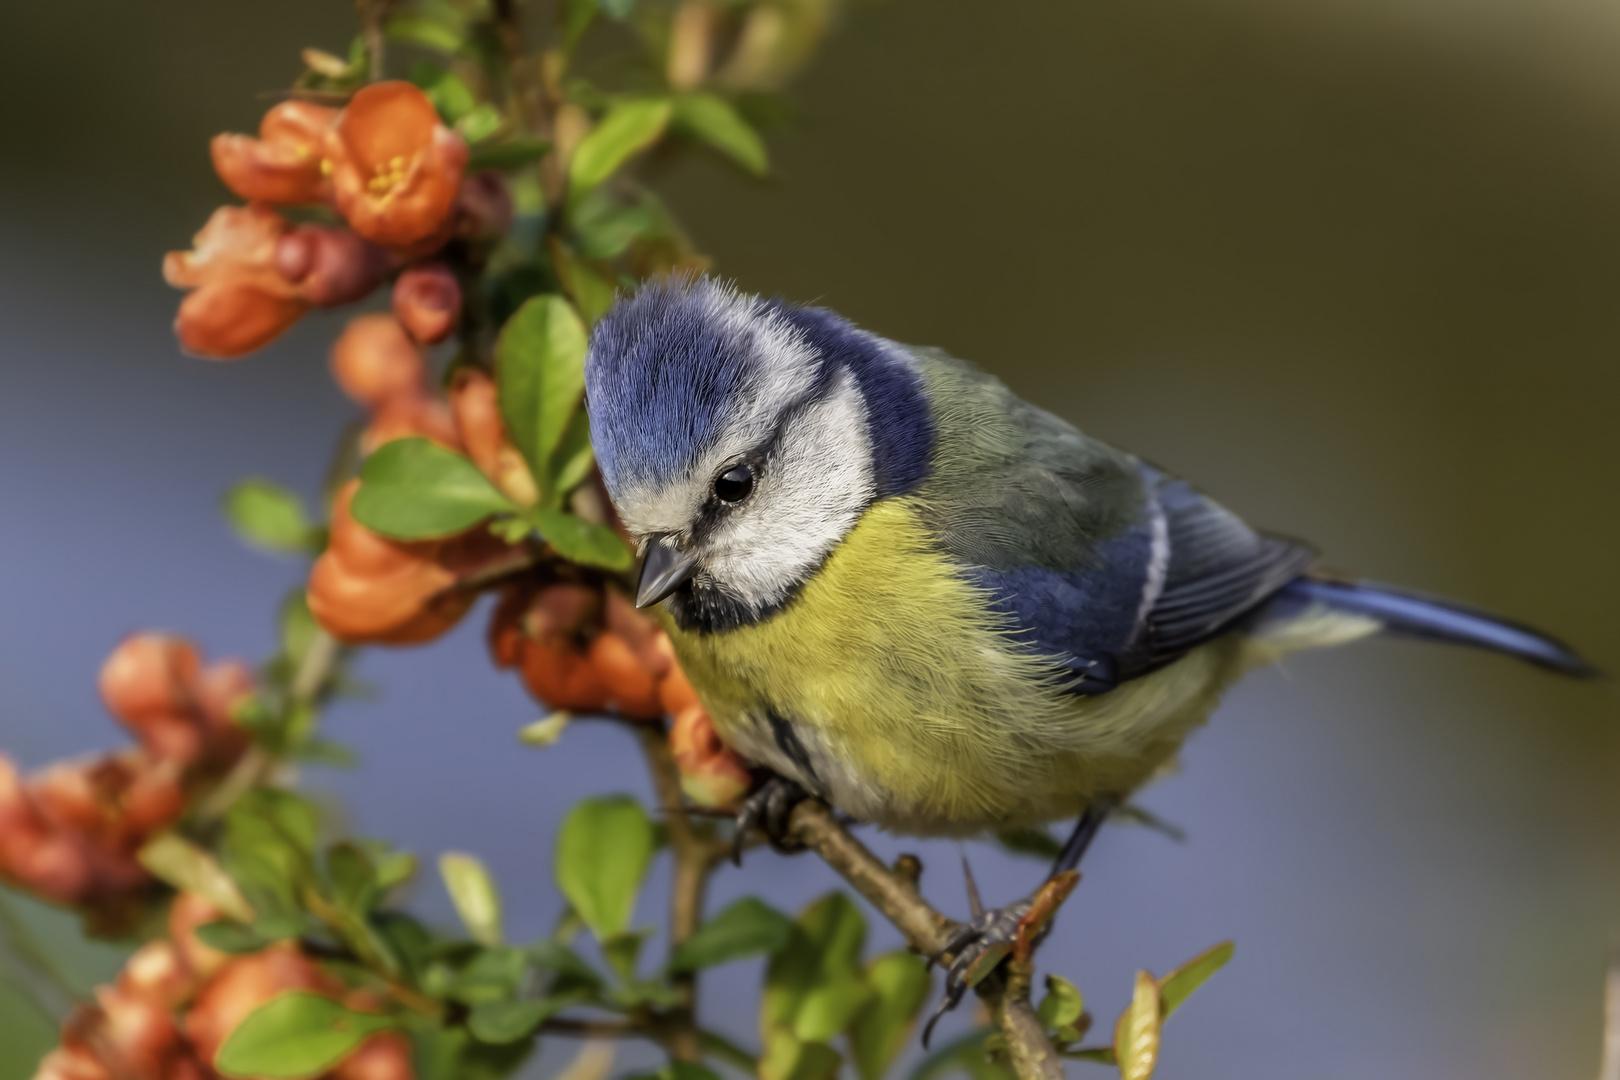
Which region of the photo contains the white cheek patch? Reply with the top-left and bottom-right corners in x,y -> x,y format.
704,370 -> 876,610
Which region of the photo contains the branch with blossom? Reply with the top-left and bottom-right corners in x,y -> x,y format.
3,5 -> 1248,1080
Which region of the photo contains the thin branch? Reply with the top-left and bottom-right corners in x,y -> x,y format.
785,802 -> 1064,1080
357,0 -> 396,82
491,0 -> 547,136
635,724 -> 711,1064
1601,948 -> 1620,1080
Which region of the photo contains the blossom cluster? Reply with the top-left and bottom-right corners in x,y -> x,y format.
35,894 -> 410,1080
0,636 -> 250,924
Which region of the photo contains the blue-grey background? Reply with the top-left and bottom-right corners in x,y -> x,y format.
0,1 -> 1617,1078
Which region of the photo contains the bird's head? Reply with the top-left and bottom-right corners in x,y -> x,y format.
585,276 -> 934,631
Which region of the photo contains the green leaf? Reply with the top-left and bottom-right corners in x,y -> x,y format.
353,438 -> 517,540
567,98 -> 673,202
216,993 -> 392,1079
553,796 -> 654,940
1112,972 -> 1161,1080
224,479 -> 313,554
1157,941 -> 1232,1020
518,712 -> 571,746
849,951 -> 931,1080
759,1031 -> 841,1080
670,897 -> 793,972
672,93 -> 768,177
547,411 -> 595,504
139,834 -> 254,922
385,13 -> 463,53
550,245 -> 618,326
278,592 -> 320,674
195,920 -> 269,955
764,893 -> 870,1043
409,62 -> 476,123
571,190 -> 655,258
469,138 -> 552,171
438,946 -> 529,1005
601,929 -> 649,983
328,842 -> 379,914
440,853 -> 504,947
457,104 -> 504,145
531,508 -> 634,570
467,1000 -> 546,1044
495,295 -> 588,482
593,0 -> 637,21
1036,974 -> 1084,1031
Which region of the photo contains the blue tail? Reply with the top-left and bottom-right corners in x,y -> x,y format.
1275,577 -> 1599,677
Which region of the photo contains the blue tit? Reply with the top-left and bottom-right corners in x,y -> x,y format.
583,275 -> 1595,1011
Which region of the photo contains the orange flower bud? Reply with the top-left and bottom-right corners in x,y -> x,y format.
307,481 -> 473,645
604,590 -> 670,679
186,947 -> 341,1068
164,205 -> 308,359
169,893 -> 230,986
448,369 -> 538,505
669,705 -> 751,809
518,638 -> 610,712
326,82 -> 468,252
361,394 -> 460,455
333,1032 -> 417,1080
210,101 -> 338,205
392,263 -> 461,344
275,224 -> 393,307
33,1046 -> 110,1080
330,314 -> 427,409
657,656 -> 700,716
99,634 -> 200,727
98,636 -> 250,771
118,941 -> 193,1012
588,633 -> 664,720
93,984 -> 182,1078
454,172 -> 513,242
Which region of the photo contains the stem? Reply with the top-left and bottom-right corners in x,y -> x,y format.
634,724 -> 709,1064
1601,948 -> 1620,1080
492,0 -> 548,136
785,802 -> 1065,1080
357,0 -> 395,82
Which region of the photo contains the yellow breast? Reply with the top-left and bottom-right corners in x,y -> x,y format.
662,498 -> 1247,835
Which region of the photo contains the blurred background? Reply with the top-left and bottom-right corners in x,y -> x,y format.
1,1 -> 1617,1078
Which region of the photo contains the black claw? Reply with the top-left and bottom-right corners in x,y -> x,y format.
732,775 -> 810,864
920,977 -> 968,1049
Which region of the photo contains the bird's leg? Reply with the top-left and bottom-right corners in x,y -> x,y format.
732,774 -> 810,864
921,801 -> 1113,1046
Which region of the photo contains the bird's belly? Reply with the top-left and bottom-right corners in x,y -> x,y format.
662,499 -> 1247,835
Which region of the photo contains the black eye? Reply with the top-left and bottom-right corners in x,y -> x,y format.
714,464 -> 755,503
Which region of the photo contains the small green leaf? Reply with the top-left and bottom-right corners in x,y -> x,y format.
278,591 -> 320,673
568,98 -> 673,202
195,920 -> 269,955
759,1031 -> 841,1080
440,853 -> 504,947
672,93 -> 768,177
216,993 -> 392,1079
571,190 -> 655,258
518,712 -> 571,746
550,245 -> 617,326
1113,972 -> 1161,1080
532,508 -> 633,570
528,940 -> 605,992
409,62 -> 476,123
849,951 -> 931,1080
1157,941 -> 1233,1019
224,479 -> 313,554
764,893 -> 870,1043
440,946 -> 529,1005
457,104 -> 504,145
469,138 -> 552,171
601,929 -> 648,982
139,834 -> 254,922
593,0 -> 637,21
495,295 -> 588,481
1036,974 -> 1084,1031
353,438 -> 517,540
670,897 -> 793,972
547,411 -> 595,504
385,13 -> 463,53
467,1000 -> 546,1044
328,842 -> 378,914
553,796 -> 655,940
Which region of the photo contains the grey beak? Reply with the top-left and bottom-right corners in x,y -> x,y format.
636,536 -> 699,609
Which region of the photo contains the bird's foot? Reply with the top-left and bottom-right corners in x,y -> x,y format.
732,775 -> 810,864
921,869 -> 1080,1047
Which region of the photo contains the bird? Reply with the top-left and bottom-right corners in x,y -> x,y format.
582,275 -> 1596,1027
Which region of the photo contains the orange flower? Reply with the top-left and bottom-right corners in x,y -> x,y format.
163,205 -> 308,359
185,946 -> 342,1067
98,634 -> 251,772
392,263 -> 461,344
307,480 -> 475,645
330,314 -> 428,409
669,704 -> 751,809
326,82 -> 468,252
448,368 -> 538,505
211,101 -> 338,205
275,224 -> 393,307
